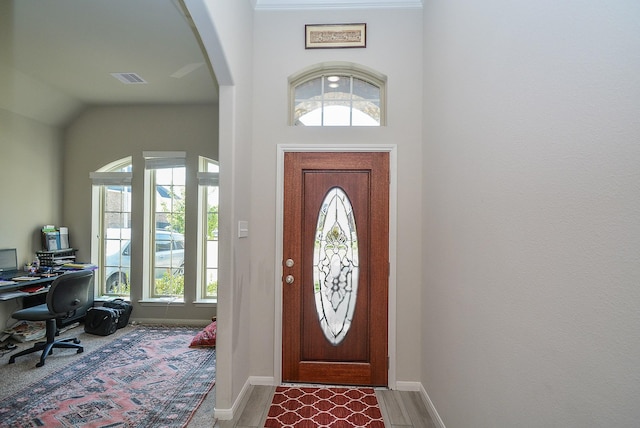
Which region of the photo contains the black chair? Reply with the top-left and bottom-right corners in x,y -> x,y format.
8,270 -> 94,367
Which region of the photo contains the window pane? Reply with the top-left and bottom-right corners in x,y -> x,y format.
155,168 -> 186,232
152,167 -> 186,298
206,236 -> 218,298
104,230 -> 131,293
324,75 -> 350,94
322,102 -> 352,126
204,183 -> 218,298
101,182 -> 131,297
352,77 -> 380,100
152,230 -> 185,297
292,69 -> 383,127
295,100 -> 322,126
294,77 -> 322,101
199,158 -> 219,300
352,101 -> 380,126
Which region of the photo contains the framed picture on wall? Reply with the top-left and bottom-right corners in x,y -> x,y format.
305,23 -> 367,49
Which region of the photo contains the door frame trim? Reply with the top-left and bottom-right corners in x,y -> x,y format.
274,143 -> 398,388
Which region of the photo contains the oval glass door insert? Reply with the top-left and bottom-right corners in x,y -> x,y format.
313,187 -> 359,346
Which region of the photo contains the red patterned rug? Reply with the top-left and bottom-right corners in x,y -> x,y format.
0,326 -> 216,428
264,386 -> 385,428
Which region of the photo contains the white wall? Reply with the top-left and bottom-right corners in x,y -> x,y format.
422,1 -> 640,427
185,0 -> 255,414
193,4 -> 424,417
0,110 -> 62,331
251,8 -> 423,384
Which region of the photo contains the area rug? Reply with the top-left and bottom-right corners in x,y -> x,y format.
264,386 -> 385,428
0,326 -> 216,428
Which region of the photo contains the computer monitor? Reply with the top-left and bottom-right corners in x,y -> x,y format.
0,248 -> 18,272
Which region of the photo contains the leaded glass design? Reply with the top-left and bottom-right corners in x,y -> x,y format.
313,187 -> 359,345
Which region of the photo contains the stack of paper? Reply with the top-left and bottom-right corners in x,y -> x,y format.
3,321 -> 46,342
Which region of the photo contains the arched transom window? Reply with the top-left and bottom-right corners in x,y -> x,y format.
290,62 -> 386,126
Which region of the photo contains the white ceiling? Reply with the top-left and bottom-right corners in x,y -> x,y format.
0,0 -> 217,128
254,0 -> 422,9
0,0 -> 422,128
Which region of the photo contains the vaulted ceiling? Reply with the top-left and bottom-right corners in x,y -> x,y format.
0,0 -> 216,128
0,0 -> 422,128
253,0 -> 422,9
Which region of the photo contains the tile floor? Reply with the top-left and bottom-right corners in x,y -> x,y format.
215,385 -> 437,428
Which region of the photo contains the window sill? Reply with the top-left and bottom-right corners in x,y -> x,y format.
95,296 -> 129,303
138,298 -> 185,307
193,299 -> 217,307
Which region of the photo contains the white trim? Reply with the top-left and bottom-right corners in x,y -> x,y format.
396,382 -> 446,428
420,383 -> 447,428
127,317 -> 212,327
137,299 -> 185,306
213,377 -> 276,420
89,171 -> 132,185
193,299 -> 217,307
197,171 -> 219,186
395,381 -> 422,391
142,151 -> 186,159
143,151 -> 186,169
255,0 -> 422,10
249,376 -> 277,386
274,143 -> 398,388
214,378 -> 252,420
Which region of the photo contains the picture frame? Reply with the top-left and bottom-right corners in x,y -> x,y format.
305,23 -> 367,49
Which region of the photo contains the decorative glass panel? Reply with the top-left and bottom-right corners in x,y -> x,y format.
313,187 -> 359,345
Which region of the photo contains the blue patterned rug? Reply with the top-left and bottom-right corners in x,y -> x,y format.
0,326 -> 216,428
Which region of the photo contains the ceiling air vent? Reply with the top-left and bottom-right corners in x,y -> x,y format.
110,72 -> 147,84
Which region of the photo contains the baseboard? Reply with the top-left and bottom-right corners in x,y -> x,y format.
213,407 -> 233,420
129,318 -> 211,327
395,382 -> 446,428
213,376 -> 276,420
214,378 -> 252,420
249,376 -> 277,386
395,381 -> 422,391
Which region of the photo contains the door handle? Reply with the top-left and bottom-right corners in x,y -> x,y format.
285,275 -> 295,284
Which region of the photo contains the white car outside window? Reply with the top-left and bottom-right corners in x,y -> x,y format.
104,230 -> 184,293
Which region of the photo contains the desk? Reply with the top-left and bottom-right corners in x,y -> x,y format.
0,275 -> 59,301
0,271 -> 94,327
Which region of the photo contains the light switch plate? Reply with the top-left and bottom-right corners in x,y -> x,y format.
238,221 -> 249,238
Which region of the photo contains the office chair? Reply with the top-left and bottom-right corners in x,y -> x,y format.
8,270 -> 94,367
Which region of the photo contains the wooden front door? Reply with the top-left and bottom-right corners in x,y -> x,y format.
282,151 -> 389,386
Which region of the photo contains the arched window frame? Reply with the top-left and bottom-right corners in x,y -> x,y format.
289,62 -> 387,126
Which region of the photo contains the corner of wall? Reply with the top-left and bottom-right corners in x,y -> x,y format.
396,381 -> 446,428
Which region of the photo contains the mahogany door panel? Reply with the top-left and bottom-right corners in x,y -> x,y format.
282,151 -> 389,386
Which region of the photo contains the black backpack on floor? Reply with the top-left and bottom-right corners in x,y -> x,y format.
103,298 -> 133,329
84,307 -> 120,336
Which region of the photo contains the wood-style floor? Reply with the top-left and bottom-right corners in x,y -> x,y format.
215,385 -> 437,428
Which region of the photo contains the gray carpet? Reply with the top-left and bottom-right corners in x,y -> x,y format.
0,323 -> 216,427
